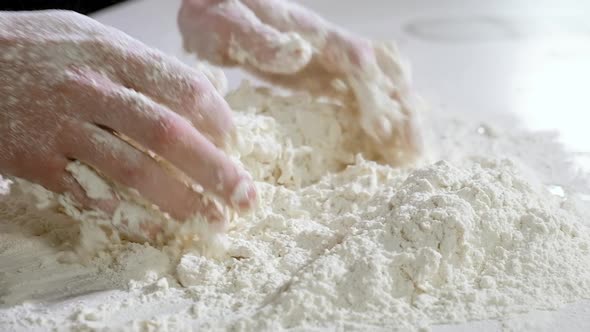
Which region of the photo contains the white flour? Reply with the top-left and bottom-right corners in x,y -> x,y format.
0,176 -> 11,195
1,82 -> 590,331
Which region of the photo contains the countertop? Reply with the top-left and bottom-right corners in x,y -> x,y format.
91,1 -> 590,330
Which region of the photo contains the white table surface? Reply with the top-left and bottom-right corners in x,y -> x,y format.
91,0 -> 590,330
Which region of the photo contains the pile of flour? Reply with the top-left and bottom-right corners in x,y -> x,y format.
1,82 -> 590,331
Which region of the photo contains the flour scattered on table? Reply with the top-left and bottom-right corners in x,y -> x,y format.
1,83 -> 590,331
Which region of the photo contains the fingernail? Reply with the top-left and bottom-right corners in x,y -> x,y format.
230,179 -> 256,211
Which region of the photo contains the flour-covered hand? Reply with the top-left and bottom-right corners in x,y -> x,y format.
178,0 -> 424,164
0,11 -> 256,233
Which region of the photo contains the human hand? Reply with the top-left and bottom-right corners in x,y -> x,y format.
0,11 -> 256,236
178,0 -> 424,165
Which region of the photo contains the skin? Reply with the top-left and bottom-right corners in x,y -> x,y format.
178,0 -> 424,164
0,1 -> 423,237
0,11 -> 253,231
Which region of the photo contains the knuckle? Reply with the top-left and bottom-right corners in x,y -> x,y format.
151,115 -> 186,149
181,73 -> 211,101
171,75 -> 209,109
193,82 -> 219,109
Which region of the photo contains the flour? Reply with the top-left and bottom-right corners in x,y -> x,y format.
228,30 -> 313,74
176,254 -> 225,287
1,82 -> 590,331
0,175 -> 11,195
233,158 -> 590,330
205,0 -> 315,75
183,0 -> 424,165
66,162 -> 114,200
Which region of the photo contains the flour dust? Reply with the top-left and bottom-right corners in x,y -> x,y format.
1,83 -> 590,331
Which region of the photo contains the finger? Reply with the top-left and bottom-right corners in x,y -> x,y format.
63,160 -> 170,242
195,62 -> 229,96
62,71 -> 256,212
236,1 -> 406,147
62,162 -> 120,214
247,58 -> 351,101
10,154 -> 119,213
240,0 -> 328,47
65,161 -> 226,242
179,0 -> 312,74
237,0 -> 398,95
58,118 -> 225,223
241,0 -> 377,77
96,43 -> 234,147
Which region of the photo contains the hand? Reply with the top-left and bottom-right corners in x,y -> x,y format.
178,0 -> 424,165
0,11 -> 256,235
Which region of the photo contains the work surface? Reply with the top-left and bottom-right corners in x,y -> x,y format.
90,0 -> 590,330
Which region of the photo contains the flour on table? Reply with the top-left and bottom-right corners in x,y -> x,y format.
1,83 -> 590,331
